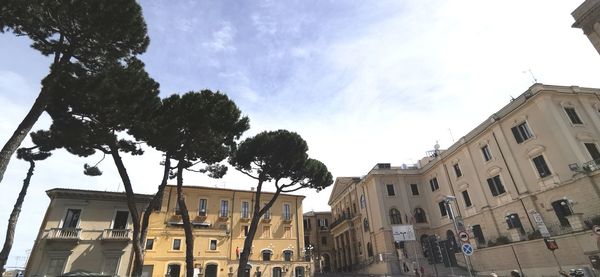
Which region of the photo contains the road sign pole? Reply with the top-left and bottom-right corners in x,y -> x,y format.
551,250 -> 562,272
445,199 -> 473,277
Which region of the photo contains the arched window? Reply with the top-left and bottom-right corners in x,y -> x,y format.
363,218 -> 369,232
360,195 -> 366,209
390,208 -> 402,224
367,242 -> 373,257
262,249 -> 273,261
283,250 -> 293,261
414,208 -> 427,223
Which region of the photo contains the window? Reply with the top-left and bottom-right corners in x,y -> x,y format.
166,264 -> 181,277
472,224 -> 485,245
199,199 -> 207,216
481,145 -> 492,161
242,225 -> 249,237
283,203 -> 291,220
511,122 -> 533,144
532,155 -> 552,178
410,184 -> 419,195
390,208 -> 402,224
262,250 -> 272,261
209,239 -> 218,250
262,226 -> 271,239
172,239 -> 181,250
353,203 -> 357,214
220,200 -> 228,217
438,201 -> 447,217
145,239 -> 154,250
429,177 -> 439,191
453,163 -> 462,178
551,200 -> 573,227
486,175 -> 506,196
303,218 -> 311,230
318,218 -> 328,230
263,203 -> 271,219
321,236 -> 327,245
363,218 -> 369,231
505,213 -> 524,234
62,209 -> 81,228
386,184 -> 395,196
414,208 -> 427,223
241,201 -> 250,219
283,250 -> 293,261
461,190 -> 472,208
367,242 -> 373,257
272,267 -> 283,277
304,236 -> 310,247
585,143 -> 600,161
564,107 -> 583,124
47,257 -> 67,276
112,211 -> 128,230
360,195 -> 366,209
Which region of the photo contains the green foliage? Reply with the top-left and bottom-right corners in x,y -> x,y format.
527,230 -> 542,240
495,235 -> 511,245
16,148 -> 51,162
83,164 -> 102,176
230,130 -> 333,191
134,90 -> 250,175
31,58 -> 160,158
0,0 -> 149,70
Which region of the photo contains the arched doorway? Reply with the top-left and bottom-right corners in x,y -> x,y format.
295,266 -> 305,277
272,267 -> 282,277
322,253 -> 331,272
166,264 -> 181,277
205,264 -> 218,277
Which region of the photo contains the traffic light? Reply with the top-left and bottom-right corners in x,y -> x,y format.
422,238 -> 433,264
432,241 -> 443,264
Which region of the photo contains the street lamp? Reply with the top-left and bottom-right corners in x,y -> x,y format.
444,195 -> 473,277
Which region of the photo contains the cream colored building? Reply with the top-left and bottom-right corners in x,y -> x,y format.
302,211 -> 334,273
143,185 -> 311,277
573,0 -> 600,54
329,83 -> 600,275
25,188 -> 153,276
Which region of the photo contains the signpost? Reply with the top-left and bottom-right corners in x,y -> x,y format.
458,231 -> 469,243
461,243 -> 474,256
544,238 -> 562,272
529,210 -> 551,238
392,224 -> 416,241
593,225 -> 600,236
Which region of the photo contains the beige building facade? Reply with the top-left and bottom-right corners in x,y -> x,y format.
143,185 -> 311,277
302,211 -> 334,273
573,0 -> 600,54
25,188 -> 153,277
329,83 -> 600,275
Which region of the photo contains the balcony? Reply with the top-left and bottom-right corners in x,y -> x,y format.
330,212 -> 354,230
219,210 -> 229,220
101,229 -> 131,241
240,213 -> 250,222
282,213 -> 292,223
47,228 -> 81,241
168,214 -> 183,226
582,159 -> 600,172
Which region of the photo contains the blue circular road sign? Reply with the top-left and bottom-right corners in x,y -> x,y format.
462,243 -> 474,256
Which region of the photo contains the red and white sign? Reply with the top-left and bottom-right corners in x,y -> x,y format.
458,231 -> 470,242
593,225 -> 600,236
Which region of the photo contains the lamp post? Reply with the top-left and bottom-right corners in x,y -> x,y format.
444,195 -> 473,277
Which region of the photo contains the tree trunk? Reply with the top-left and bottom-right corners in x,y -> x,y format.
0,160 -> 35,273
237,178 -> 282,277
109,145 -> 144,277
176,162 -> 195,277
0,88 -> 49,185
135,154 -> 171,274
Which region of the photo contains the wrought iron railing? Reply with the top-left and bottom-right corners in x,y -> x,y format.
582,159 -> 600,172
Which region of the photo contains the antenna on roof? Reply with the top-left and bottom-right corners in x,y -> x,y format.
522,68 -> 537,84
448,128 -> 455,143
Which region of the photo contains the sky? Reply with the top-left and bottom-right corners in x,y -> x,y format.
1,0 -> 600,268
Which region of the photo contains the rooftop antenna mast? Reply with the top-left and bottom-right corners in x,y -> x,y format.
524,68 -> 538,84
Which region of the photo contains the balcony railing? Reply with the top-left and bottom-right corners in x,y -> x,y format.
582,159 -> 600,172
48,228 -> 81,240
282,213 -> 292,222
101,229 -> 131,241
330,212 -> 354,229
219,210 -> 229,219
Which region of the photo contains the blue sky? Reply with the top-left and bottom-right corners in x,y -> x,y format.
1,0 -> 600,268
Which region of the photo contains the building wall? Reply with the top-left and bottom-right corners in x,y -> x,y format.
573,0 -> 600,55
303,211 -> 334,273
143,185 -> 310,277
25,190 -> 151,277
328,84 -> 600,275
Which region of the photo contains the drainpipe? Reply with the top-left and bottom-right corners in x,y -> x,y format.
492,132 -> 535,231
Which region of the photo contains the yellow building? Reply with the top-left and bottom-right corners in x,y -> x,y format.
25,188 -> 153,276
329,84 -> 600,276
143,185 -> 311,277
302,211 -> 334,273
